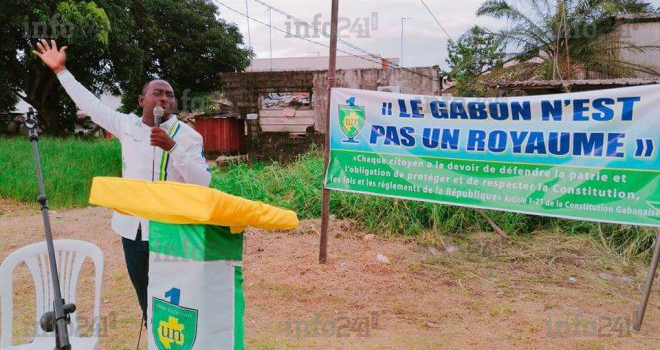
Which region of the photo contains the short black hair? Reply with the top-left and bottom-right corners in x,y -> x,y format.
141,79 -> 173,96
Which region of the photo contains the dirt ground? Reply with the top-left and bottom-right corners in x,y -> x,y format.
0,197 -> 658,350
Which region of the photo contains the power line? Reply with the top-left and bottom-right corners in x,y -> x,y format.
420,0 -> 453,41
251,0 -> 441,81
228,0 -> 440,82
214,2 -> 334,53
251,0 -> 385,66
118,1 -> 440,88
217,0 -> 437,81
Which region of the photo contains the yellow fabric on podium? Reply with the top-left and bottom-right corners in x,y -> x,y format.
89,177 -> 299,233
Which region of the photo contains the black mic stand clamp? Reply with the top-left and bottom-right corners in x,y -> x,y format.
23,108 -> 76,350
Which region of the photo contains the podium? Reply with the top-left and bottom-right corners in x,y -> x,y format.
89,177 -> 299,350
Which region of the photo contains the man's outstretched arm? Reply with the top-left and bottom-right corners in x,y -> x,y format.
33,39 -> 124,136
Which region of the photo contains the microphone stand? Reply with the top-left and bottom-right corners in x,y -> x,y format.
23,108 -> 76,350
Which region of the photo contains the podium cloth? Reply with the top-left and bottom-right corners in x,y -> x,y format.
89,177 -> 299,350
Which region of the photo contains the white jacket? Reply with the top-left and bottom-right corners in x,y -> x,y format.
57,70 -> 212,240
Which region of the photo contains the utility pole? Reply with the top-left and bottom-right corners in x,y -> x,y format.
268,8 -> 272,71
245,0 -> 252,71
320,0 -> 339,264
400,17 -> 412,67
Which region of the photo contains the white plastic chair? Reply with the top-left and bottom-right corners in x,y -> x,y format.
0,239 -> 104,349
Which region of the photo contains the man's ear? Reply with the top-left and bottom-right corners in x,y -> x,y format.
138,95 -> 145,107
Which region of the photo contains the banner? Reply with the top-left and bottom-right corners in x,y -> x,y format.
325,87 -> 660,227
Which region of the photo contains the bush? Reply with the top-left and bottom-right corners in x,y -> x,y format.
211,150 -> 656,258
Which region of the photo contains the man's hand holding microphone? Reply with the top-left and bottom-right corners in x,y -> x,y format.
150,106 -> 176,152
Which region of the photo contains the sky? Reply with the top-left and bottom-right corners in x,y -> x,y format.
217,0 -> 504,69
18,0 -> 503,112
217,0 -> 660,69
13,0 -> 660,113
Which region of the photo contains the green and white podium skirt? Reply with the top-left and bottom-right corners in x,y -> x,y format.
88,177 -> 299,350
148,222 -> 245,350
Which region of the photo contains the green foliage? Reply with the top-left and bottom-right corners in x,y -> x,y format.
0,138 -> 654,259
476,0 -> 659,79
211,150 -> 656,258
0,66 -> 19,114
0,136 -> 121,207
0,90 -> 18,115
445,25 -> 506,96
1,0 -> 112,135
56,0 -> 112,45
116,0 -> 252,115
0,0 -> 251,135
211,152 -> 325,219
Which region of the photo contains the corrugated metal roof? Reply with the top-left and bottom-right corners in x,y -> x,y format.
486,78 -> 660,89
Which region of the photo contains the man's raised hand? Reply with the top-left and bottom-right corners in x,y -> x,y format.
33,39 -> 67,74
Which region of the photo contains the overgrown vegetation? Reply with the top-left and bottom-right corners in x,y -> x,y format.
0,138 -> 654,259
211,150 -> 657,259
444,25 -> 506,96
476,0 -> 659,79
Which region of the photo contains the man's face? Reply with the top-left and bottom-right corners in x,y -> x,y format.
139,80 -> 176,125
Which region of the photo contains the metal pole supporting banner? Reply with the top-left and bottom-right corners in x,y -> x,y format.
634,229 -> 660,331
320,0 -> 339,264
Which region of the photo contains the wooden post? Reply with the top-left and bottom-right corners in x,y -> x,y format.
319,0 -> 339,264
634,228 -> 660,331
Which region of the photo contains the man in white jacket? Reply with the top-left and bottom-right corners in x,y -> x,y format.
33,39 -> 212,325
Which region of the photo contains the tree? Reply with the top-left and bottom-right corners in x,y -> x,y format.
445,25 -> 506,96
116,0 -> 252,114
0,0 -> 251,135
1,1 -> 112,135
476,0 -> 658,81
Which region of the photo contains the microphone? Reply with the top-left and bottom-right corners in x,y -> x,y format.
153,106 -> 165,127
152,106 -> 165,181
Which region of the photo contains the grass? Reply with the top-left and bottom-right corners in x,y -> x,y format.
0,136 -> 121,208
0,136 -> 655,259
211,149 -> 657,260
